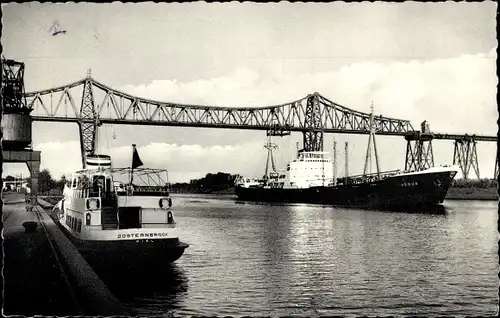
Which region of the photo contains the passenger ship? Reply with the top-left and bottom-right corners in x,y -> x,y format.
55,146 -> 189,267
235,150 -> 459,210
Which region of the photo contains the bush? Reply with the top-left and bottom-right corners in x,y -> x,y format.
451,178 -> 497,189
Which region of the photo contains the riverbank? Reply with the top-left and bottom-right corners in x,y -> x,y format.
173,186 -> 499,201
35,185 -> 499,203
445,187 -> 498,200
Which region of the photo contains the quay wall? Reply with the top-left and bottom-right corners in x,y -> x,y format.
35,203 -> 129,316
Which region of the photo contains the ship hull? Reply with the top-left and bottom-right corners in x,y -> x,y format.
54,219 -> 188,269
235,170 -> 456,210
73,237 -> 189,270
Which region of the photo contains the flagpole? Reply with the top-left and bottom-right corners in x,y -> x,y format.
130,144 -> 135,185
130,144 -> 144,187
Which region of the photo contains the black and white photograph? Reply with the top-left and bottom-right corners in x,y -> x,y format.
1,1 -> 498,316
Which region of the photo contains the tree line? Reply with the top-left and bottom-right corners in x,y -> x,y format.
170,172 -> 239,193
451,178 -> 498,189
4,170 -> 239,194
3,169 -> 68,194
4,169 -> 498,194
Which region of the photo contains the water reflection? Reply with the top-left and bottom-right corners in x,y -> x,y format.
93,263 -> 188,314
236,197 -> 450,214
136,195 -> 498,316
378,204 -> 448,214
259,203 -> 297,314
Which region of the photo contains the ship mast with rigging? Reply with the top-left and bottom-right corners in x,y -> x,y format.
263,136 -> 278,181
363,101 -> 381,178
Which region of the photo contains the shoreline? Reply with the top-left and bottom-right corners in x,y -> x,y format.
170,187 -> 499,201
444,187 -> 498,201
26,187 -> 500,203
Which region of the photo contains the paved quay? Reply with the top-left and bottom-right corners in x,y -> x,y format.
2,192 -> 80,316
2,192 -> 129,316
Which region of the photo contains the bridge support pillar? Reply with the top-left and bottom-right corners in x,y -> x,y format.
2,150 -> 41,202
452,137 -> 480,180
78,70 -> 98,169
303,93 -> 323,151
404,121 -> 434,171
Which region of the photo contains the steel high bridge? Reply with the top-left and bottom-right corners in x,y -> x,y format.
4,59 -> 499,180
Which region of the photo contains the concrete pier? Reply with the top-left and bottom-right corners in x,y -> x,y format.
2,192 -> 129,316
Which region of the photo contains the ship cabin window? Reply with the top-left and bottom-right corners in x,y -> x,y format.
92,175 -> 114,194
93,175 -> 105,189
67,215 -> 81,232
279,174 -> 286,179
106,178 -> 112,192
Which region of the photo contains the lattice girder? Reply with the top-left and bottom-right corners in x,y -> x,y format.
453,138 -> 480,179
26,77 -> 415,137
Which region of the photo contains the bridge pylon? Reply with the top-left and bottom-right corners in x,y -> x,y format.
303,93 -> 323,152
404,121 -> 434,172
78,69 -> 99,169
453,136 -> 480,180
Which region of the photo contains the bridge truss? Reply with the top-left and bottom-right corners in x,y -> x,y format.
25,76 -> 413,151
24,75 -> 497,179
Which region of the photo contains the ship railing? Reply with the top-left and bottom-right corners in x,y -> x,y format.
117,185 -> 169,197
141,222 -> 176,228
336,169 -> 402,185
304,177 -> 336,185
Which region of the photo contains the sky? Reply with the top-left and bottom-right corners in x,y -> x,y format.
1,2 -> 498,182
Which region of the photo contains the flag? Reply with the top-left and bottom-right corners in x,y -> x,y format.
132,144 -> 143,169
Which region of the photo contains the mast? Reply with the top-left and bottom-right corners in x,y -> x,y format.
129,144 -> 134,184
363,101 -> 380,177
333,138 -> 337,185
322,148 -> 325,187
345,141 -> 349,177
263,136 -> 278,180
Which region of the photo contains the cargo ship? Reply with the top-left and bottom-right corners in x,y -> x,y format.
235,105 -> 459,210
234,149 -> 459,209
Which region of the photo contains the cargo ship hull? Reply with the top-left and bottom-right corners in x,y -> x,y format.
235,169 -> 457,210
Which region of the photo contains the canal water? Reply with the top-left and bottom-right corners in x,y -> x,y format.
98,195 -> 499,316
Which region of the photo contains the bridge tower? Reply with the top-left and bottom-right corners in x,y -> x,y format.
452,136 -> 480,179
303,93 -> 323,152
1,56 -> 41,203
404,121 -> 434,171
78,69 -> 99,168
